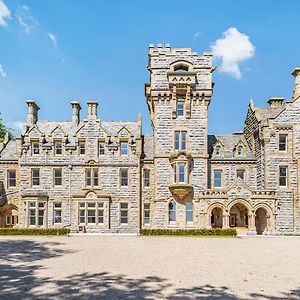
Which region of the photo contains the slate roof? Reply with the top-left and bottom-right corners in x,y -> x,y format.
0,140 -> 18,161
253,107 -> 284,122
208,134 -> 255,160
143,135 -> 154,160
29,120 -> 139,137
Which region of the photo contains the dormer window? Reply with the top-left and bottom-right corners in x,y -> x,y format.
79,141 -> 85,156
215,146 -> 221,156
237,145 -> 243,157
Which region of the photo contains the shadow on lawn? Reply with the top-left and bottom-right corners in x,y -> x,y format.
0,239 -> 300,299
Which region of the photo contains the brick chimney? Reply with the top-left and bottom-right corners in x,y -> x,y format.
292,67 -> 300,101
267,97 -> 284,108
87,101 -> 98,119
26,99 -> 39,126
71,101 -> 81,126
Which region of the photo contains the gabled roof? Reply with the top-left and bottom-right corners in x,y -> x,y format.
253,106 -> 285,122
208,134 -> 255,160
0,140 -> 18,161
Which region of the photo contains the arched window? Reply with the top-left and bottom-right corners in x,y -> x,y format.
186,202 -> 193,222
169,201 -> 176,222
174,64 -> 189,72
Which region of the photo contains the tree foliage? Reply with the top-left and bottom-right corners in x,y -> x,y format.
0,112 -> 14,142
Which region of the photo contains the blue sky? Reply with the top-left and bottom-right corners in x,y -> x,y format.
0,0 -> 299,135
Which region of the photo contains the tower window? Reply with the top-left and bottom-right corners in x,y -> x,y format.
175,131 -> 187,151
177,101 -> 184,117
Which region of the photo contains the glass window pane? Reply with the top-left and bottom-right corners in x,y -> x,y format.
99,142 -> 105,155
38,209 -> 44,226
237,170 -> 245,180
186,202 -> 193,222
179,163 -> 185,183
120,142 -> 128,155
177,102 -> 184,117
175,131 -> 180,150
181,131 -> 187,150
79,142 -> 85,155
121,169 -> 128,186
169,201 -> 176,222
87,210 -> 96,224
279,135 -> 287,151
144,169 -> 150,187
93,168 -> 99,186
214,170 -> 222,188
55,143 -> 62,155
8,170 -> 16,187
79,210 -> 85,224
54,210 -> 62,224
32,143 -> 40,155
29,209 -> 36,225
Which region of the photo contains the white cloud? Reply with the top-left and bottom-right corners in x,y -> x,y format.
0,64 -> 6,77
47,32 -> 57,48
0,0 -> 10,27
193,30 -> 202,42
211,27 -> 255,79
15,5 -> 39,33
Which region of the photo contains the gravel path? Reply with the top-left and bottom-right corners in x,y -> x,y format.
1,235 -> 300,299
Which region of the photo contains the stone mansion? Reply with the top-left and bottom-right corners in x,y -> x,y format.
1,44 -> 300,235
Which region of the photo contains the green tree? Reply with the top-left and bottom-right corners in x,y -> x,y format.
0,112 -> 14,142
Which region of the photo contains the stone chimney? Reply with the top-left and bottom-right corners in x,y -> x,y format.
26,99 -> 40,126
71,101 -> 81,126
87,101 -> 98,119
268,97 -> 284,108
292,67 -> 300,101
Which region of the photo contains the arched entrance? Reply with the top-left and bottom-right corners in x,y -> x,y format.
0,203 -> 19,228
229,203 -> 248,228
255,208 -> 267,235
211,207 -> 223,228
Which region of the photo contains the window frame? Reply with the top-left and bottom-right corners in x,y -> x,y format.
31,168 -> 40,187
176,101 -> 184,117
120,168 -> 129,187
78,141 -> 86,156
78,202 -> 105,226
98,141 -> 106,156
168,201 -> 176,223
120,202 -> 129,225
143,169 -> 150,188
174,131 -> 187,151
186,202 -> 193,223
7,169 -> 16,188
85,167 -> 99,188
236,169 -> 245,181
53,202 -> 62,224
279,134 -> 287,152
54,141 -> 63,156
213,170 -> 222,188
120,141 -> 129,156
143,203 -> 151,225
279,166 -> 288,187
32,141 -> 40,155
54,168 -> 63,187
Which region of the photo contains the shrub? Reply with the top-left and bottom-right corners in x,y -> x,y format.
140,228 -> 237,237
0,227 -> 70,236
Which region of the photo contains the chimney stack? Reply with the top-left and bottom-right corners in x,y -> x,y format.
26,99 -> 39,126
87,101 -> 98,119
268,97 -> 284,108
71,101 -> 81,126
292,67 -> 300,101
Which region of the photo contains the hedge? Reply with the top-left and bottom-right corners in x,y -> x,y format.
140,228 -> 237,236
0,228 -> 70,236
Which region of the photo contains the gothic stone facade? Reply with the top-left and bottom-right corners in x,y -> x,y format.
1,44 -> 300,235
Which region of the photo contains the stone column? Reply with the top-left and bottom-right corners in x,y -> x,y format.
223,212 -> 230,228
248,213 -> 257,235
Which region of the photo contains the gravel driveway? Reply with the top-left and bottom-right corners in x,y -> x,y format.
0,235 -> 300,299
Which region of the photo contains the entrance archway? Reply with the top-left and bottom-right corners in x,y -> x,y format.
229,203 -> 248,228
211,207 -> 223,228
255,208 -> 267,235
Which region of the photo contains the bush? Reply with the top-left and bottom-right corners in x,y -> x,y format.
140,228 -> 237,237
0,227 -> 70,236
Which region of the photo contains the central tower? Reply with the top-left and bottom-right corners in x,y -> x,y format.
145,44 -> 214,228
